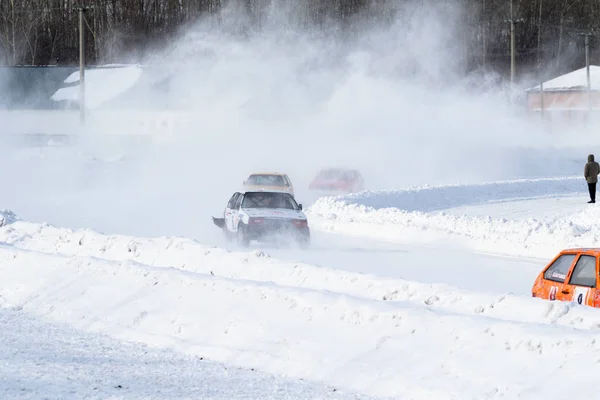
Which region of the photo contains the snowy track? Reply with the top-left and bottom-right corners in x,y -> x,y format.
3,176 -> 600,399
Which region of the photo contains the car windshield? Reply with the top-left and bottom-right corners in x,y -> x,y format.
241,192 -> 299,210
246,174 -> 285,186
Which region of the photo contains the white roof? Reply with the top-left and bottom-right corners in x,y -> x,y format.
527,65 -> 600,91
50,65 -> 142,109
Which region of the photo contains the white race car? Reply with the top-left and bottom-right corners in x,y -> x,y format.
243,172 -> 295,196
212,190 -> 310,248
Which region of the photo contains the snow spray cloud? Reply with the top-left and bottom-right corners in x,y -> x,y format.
133,1 -> 574,200
0,0 -> 589,239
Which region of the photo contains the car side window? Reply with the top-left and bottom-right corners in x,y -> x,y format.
569,255 -> 597,288
227,194 -> 237,209
543,254 -> 576,283
234,194 -> 243,209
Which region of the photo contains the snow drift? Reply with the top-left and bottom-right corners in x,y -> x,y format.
322,176 -> 585,212
307,177 -> 597,258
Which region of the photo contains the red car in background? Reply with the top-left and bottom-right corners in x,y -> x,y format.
308,168 -> 365,193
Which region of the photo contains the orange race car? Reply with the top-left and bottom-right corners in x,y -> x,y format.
532,248 -> 600,307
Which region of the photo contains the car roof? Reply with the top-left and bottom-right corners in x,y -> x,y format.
247,172 -> 287,176
319,168 -> 358,172
560,248 -> 600,256
243,189 -> 292,195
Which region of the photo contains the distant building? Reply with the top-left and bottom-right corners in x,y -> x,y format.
0,65 -> 173,110
525,65 -> 600,122
0,66 -> 77,109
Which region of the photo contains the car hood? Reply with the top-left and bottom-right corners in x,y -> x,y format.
242,208 -> 306,220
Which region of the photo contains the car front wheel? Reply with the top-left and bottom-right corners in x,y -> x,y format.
223,224 -> 233,242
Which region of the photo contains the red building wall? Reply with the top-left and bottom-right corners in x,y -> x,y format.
527,90 -> 600,111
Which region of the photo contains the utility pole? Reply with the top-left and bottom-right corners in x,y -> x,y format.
482,0 -> 486,69
586,33 -> 591,114
504,1 -> 524,92
510,0 -> 515,87
586,33 -> 592,114
74,5 -> 93,125
579,32 -> 594,116
501,0 -> 526,106
537,0 -> 544,118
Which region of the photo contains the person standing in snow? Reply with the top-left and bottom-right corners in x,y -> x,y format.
584,154 -> 600,203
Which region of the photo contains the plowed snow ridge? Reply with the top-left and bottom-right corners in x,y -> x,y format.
307,176 -> 596,257
1,211 -> 598,329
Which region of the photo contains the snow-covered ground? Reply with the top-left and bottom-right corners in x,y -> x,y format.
0,307 -> 366,400
2,173 -> 600,399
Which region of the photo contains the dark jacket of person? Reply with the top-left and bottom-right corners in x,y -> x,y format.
585,154 -> 600,184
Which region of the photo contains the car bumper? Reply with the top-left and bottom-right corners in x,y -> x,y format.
309,184 -> 354,192
245,221 -> 309,241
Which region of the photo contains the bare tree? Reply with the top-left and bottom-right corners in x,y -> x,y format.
0,0 -> 598,81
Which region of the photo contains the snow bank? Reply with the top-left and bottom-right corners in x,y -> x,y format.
307,177 -> 596,258
2,210 -> 600,398
323,176 -> 584,212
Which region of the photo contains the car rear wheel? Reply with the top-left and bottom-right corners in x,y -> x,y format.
296,233 -> 310,250
237,224 -> 250,248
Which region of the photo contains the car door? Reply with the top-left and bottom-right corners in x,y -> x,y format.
540,253 -> 578,301
232,193 -> 243,231
225,193 -> 239,232
563,254 -> 598,306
